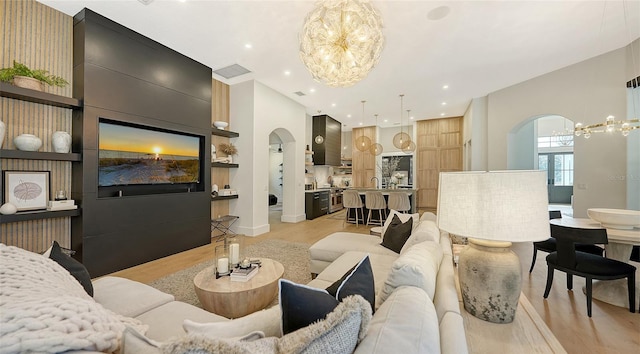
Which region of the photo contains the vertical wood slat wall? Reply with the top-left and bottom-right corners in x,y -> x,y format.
1,0 -> 73,252
211,80 -> 231,225
416,117 -> 463,212
351,126 -> 376,188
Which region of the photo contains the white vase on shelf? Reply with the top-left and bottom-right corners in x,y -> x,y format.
0,120 -> 5,148
51,131 -> 71,153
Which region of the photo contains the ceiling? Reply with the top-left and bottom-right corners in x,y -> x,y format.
38,0 -> 640,130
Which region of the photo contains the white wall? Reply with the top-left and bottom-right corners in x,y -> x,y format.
484,46 -> 629,217
230,80 -> 307,236
507,119 -> 536,170
463,97 -> 488,171
626,39 -> 640,210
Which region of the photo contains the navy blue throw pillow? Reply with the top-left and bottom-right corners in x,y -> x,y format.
325,255 -> 375,311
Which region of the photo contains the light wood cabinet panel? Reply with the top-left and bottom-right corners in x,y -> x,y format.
351,127 -> 376,188
415,117 -> 463,212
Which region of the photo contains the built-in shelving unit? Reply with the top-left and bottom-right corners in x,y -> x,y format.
211,195 -> 239,201
0,149 -> 81,161
211,127 -> 239,138
0,82 -> 82,108
212,128 -> 239,203
0,209 -> 81,224
0,83 -> 81,224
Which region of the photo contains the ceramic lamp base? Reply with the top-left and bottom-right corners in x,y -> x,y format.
458,238 -> 522,324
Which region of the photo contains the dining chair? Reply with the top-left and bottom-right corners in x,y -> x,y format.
529,210 -> 604,273
543,223 -> 636,317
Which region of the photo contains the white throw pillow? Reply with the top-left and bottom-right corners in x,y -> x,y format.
355,286 -> 440,354
183,305 -> 282,338
377,241 -> 443,305
400,220 -> 441,254
381,210 -> 420,239
420,212 -> 437,223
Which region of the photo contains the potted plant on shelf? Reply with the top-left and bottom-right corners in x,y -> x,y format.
0,61 -> 69,92
219,143 -> 238,163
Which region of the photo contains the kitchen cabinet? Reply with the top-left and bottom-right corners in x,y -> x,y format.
312,114 -> 341,166
305,190 -> 329,220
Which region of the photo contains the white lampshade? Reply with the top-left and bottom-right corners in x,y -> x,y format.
437,170 -> 550,243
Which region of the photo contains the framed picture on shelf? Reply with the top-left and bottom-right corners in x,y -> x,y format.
2,171 -> 50,211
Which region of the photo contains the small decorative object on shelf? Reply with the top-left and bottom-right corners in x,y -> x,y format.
219,143 -> 237,163
211,144 -> 216,162
55,190 -> 67,201
3,170 -> 49,211
0,61 -> 69,92
0,202 -> 17,215
213,121 -> 229,130
47,200 -> 77,211
51,131 -> 71,153
215,244 -> 230,278
13,134 -> 42,151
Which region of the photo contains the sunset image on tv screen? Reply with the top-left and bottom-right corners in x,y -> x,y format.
98,120 -> 200,186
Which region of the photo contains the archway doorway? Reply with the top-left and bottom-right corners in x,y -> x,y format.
508,115 -> 575,206
267,128 -> 296,226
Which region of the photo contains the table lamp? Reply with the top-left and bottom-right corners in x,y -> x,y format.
437,170 -> 549,323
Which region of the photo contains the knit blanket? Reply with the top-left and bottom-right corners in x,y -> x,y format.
0,244 -> 143,353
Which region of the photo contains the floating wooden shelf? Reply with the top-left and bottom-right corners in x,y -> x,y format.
211,162 -> 239,168
211,195 -> 239,201
211,128 -> 239,138
0,209 -> 81,224
0,82 -> 82,109
0,149 -> 81,161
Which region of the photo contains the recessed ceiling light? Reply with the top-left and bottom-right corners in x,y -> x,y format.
309,88 -> 316,93
410,116 -> 414,120
440,113 -> 445,116
383,119 -> 388,122
331,103 -> 336,107
359,122 -> 363,126
441,102 -> 447,105
442,85 -> 449,90
347,114 -> 352,118
244,43 -> 252,49
284,70 -> 291,76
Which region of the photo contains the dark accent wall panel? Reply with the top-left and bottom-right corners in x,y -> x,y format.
72,8 -> 212,277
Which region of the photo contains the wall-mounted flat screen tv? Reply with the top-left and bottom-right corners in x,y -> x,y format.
98,119 -> 203,190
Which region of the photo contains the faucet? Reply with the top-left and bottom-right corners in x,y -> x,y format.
370,176 -> 380,189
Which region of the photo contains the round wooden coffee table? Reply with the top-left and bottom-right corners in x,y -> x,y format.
193,258 -> 284,318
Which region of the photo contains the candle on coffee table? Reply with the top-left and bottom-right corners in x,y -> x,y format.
217,257 -> 229,274
229,243 -> 240,265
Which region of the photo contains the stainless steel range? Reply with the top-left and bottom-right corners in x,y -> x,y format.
329,188 -> 344,213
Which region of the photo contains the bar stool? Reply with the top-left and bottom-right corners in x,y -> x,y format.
343,190 -> 364,227
387,192 -> 411,213
365,191 -> 387,226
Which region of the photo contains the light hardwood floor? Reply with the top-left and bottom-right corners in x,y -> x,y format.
110,209 -> 640,353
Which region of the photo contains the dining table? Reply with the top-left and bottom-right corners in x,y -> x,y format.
549,216 -> 640,308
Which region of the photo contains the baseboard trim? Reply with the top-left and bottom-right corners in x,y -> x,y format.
281,213 -> 306,223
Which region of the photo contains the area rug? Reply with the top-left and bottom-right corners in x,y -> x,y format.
148,239 -> 311,308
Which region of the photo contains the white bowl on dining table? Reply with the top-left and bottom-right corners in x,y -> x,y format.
587,208 -> 640,230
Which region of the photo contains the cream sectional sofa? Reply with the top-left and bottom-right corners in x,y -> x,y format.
307,212 -> 468,354
1,211 -> 466,353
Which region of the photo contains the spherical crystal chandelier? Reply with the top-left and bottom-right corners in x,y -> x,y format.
369,114 -> 383,156
299,0 -> 384,87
